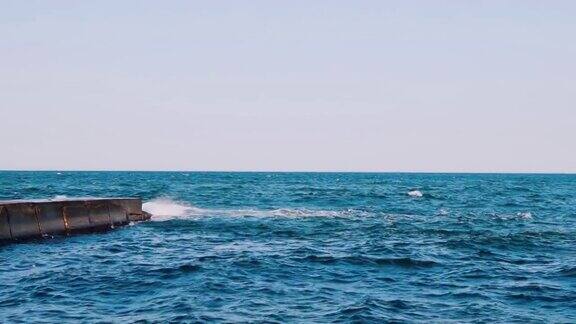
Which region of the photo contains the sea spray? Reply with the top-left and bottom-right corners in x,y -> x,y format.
143,198 -> 200,220
143,198 -> 375,220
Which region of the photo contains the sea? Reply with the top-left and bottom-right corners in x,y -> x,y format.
0,171 -> 574,323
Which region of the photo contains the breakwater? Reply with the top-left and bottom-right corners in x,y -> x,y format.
0,198 -> 150,241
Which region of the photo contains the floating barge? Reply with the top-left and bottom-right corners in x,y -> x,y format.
0,198 -> 151,242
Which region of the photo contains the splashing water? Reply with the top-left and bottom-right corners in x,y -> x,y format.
143,198 -> 374,221
142,198 -> 200,220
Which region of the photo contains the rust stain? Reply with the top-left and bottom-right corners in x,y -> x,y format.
62,206 -> 70,234
34,205 -> 44,236
1,206 -> 13,240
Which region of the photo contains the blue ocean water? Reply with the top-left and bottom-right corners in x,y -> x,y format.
0,171 -> 575,323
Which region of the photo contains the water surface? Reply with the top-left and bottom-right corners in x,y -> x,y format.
0,172 -> 575,322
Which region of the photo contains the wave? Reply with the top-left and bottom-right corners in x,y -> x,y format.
142,198 -> 374,221
148,263 -> 202,278
558,266 -> 576,277
516,212 -> 533,220
142,198 -> 203,221
51,195 -> 69,201
299,255 -> 438,268
490,212 -> 534,221
142,198 -> 538,226
407,190 -> 423,198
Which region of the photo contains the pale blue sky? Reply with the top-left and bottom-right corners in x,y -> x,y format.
1,1 -> 575,172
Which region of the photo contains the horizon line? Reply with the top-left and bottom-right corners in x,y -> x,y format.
0,169 -> 575,175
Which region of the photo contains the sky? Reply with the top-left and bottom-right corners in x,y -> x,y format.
1,0 -> 575,172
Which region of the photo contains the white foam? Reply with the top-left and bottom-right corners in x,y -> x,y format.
258,208 -> 364,218
492,211 -> 534,221
408,190 -> 423,198
142,198 -> 371,221
517,212 -> 533,220
142,198 -> 201,221
438,208 -> 449,216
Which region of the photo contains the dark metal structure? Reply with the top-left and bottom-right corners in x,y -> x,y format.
0,198 -> 151,242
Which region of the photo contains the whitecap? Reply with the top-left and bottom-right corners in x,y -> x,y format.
408,190 -> 423,198
143,197 -> 374,221
142,198 -> 202,221
517,212 -> 533,220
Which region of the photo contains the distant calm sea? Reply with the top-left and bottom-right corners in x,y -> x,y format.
0,171 -> 575,322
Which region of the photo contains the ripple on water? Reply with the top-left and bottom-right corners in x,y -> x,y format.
1,172 -> 575,322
